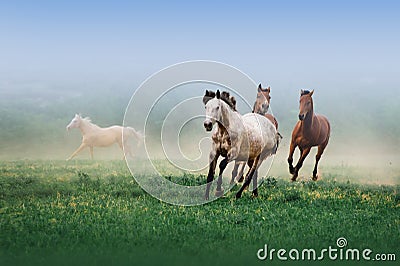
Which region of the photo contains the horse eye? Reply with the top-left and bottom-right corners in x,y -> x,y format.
216,106 -> 220,110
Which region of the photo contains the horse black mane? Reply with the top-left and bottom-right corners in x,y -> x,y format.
301,90 -> 311,96
203,90 -> 237,111
220,91 -> 237,111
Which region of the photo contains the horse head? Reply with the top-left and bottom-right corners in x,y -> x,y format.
298,89 -> 314,121
66,114 -> 82,130
203,90 -> 222,131
253,83 -> 271,115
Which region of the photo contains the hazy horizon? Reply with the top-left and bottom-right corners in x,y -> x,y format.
0,1 -> 399,184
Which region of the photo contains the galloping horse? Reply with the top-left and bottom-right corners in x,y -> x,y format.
288,90 -> 330,181
252,84 -> 278,129
231,84 -> 281,184
203,90 -> 278,199
66,114 -> 143,160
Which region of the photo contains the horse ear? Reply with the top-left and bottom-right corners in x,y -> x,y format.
267,86 -> 271,92
230,96 -> 237,111
300,89 -> 304,95
203,90 -> 216,105
258,83 -> 262,92
309,89 -> 314,97
216,90 -> 220,99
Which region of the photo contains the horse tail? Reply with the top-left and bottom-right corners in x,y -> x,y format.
273,131 -> 283,154
124,127 -> 144,146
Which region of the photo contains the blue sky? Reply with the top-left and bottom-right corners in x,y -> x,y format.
1,0 -> 399,92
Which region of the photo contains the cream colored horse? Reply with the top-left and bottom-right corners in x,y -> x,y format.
66,114 -> 142,160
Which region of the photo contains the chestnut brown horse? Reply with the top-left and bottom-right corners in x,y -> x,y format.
288,89 -> 330,181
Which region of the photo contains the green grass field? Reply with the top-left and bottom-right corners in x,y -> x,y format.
0,160 -> 399,266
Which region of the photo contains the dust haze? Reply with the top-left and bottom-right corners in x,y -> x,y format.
0,76 -> 399,186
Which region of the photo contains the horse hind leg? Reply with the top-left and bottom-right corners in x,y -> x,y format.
231,162 -> 239,185
252,169 -> 259,198
236,156 -> 260,199
231,162 -> 245,185
237,163 -> 246,183
313,144 -> 327,181
123,142 -> 135,159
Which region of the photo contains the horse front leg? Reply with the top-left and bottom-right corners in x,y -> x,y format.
89,146 -> 94,160
287,140 -> 297,175
292,147 -> 311,181
205,151 -> 219,200
215,157 -> 228,197
67,143 -> 87,161
236,155 -> 260,199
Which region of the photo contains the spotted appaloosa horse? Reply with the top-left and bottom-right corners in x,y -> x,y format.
288,90 -> 330,181
203,90 -> 278,199
231,84 -> 281,184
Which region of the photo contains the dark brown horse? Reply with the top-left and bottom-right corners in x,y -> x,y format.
288,89 -> 330,181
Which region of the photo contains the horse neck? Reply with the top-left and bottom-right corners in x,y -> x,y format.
79,120 -> 97,135
302,107 -> 316,136
219,101 -> 237,130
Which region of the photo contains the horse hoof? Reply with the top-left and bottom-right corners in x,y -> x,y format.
289,167 -> 295,175
234,176 -> 243,184
214,189 -> 224,197
312,175 -> 318,181
238,175 -> 244,183
204,194 -> 210,201
291,177 -> 297,182
235,192 -> 242,199
252,192 -> 259,198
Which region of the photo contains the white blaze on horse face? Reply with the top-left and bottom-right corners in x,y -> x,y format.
66,114 -> 80,130
256,93 -> 270,114
299,96 -> 313,121
204,98 -> 221,131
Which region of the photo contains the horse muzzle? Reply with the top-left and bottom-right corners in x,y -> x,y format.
298,114 -> 305,121
204,121 -> 213,131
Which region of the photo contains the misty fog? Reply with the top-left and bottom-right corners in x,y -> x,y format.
1,1 -> 399,185
0,74 -> 399,185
